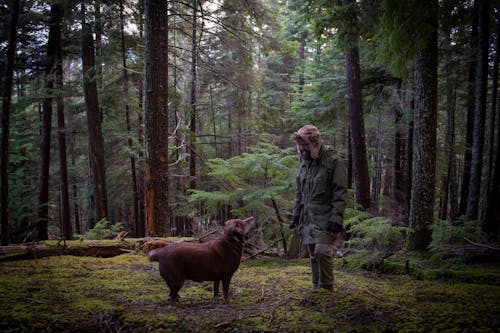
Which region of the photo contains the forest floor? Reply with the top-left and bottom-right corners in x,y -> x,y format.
0,242 -> 499,333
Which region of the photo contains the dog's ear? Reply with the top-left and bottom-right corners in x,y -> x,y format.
241,217 -> 255,235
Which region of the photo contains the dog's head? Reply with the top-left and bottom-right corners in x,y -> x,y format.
224,217 -> 255,242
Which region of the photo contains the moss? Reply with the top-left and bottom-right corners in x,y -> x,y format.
0,254 -> 499,332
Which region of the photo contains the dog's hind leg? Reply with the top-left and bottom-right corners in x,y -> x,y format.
166,279 -> 183,302
168,284 -> 181,302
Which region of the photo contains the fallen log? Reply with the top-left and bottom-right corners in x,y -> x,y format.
442,239 -> 500,262
0,238 -> 195,262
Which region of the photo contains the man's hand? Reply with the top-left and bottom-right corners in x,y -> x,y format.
289,215 -> 300,229
327,221 -> 343,234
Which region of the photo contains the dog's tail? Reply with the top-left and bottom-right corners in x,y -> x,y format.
148,248 -> 162,262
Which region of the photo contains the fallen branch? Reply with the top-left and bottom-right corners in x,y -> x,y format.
212,313 -> 262,329
464,237 -> 500,251
197,229 -> 219,242
241,238 -> 283,262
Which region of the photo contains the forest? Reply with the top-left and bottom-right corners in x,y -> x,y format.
1,0 -> 499,250
0,0 -> 500,332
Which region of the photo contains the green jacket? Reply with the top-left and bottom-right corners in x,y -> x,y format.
292,146 -> 347,244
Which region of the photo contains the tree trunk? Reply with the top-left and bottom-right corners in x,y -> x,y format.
467,0 -> 490,221
81,2 -> 108,224
343,0 -> 371,210
189,0 -> 198,190
484,11 -> 500,236
120,0 -> 140,237
440,35 -> 458,222
446,66 -> 458,221
405,106 -> 414,224
372,108 -> 383,212
408,1 -> 438,250
52,3 -> 72,240
1,0 -> 21,245
94,1 -> 103,91
459,0 -> 479,216
297,30 -> 308,95
136,0 -> 145,237
347,126 -> 353,188
144,0 -> 171,236
37,2 -> 62,241
392,84 -> 406,219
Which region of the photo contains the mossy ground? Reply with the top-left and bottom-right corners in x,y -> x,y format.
0,252 -> 499,332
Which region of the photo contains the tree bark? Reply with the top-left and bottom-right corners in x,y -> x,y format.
1,0 -> 21,245
459,0 -> 479,216
144,0 -> 171,236
392,83 -> 406,219
136,0 -> 145,237
189,0 -> 198,190
343,0 -> 371,210
53,3 -> 71,240
408,0 -> 438,250
120,0 -> 140,237
372,108 -> 383,212
483,13 -> 500,239
81,2 -> 108,224
440,35 -> 458,221
467,0 -> 490,221
37,2 -> 62,240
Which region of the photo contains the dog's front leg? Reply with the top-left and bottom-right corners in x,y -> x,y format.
213,280 -> 220,300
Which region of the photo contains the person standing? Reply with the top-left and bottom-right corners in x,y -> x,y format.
290,125 -> 347,290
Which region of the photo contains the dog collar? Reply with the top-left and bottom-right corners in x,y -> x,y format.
231,234 -> 244,243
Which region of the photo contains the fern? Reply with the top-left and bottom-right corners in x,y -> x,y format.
343,209 -> 412,267
429,218 -> 488,254
188,143 -> 299,220
74,219 -> 124,240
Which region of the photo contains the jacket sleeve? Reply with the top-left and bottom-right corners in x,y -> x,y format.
329,156 -> 347,226
292,171 -> 302,221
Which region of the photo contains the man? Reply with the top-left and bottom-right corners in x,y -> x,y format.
290,124 -> 347,290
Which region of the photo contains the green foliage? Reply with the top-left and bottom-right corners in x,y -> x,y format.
74,219 -> 124,240
429,218 -> 488,254
189,143 -> 299,220
343,208 -> 412,267
374,0 -> 438,77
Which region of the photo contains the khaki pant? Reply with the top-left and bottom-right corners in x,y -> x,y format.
307,243 -> 334,290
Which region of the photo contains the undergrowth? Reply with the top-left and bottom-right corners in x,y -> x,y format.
0,253 -> 499,332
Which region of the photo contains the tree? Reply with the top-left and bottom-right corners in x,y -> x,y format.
408,0 -> 438,250
459,0 -> 479,216
81,1 -> 108,225
482,1 -> 500,226
144,0 -> 171,236
189,0 -> 198,190
342,0 -> 371,211
37,1 -> 62,240
119,0 -> 140,237
484,9 -> 500,236
467,0 -> 490,221
53,3 -> 71,240
1,0 -> 21,245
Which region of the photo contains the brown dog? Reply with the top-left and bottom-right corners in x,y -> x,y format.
148,217 -> 255,302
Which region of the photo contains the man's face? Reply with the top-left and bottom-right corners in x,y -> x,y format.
298,143 -> 312,161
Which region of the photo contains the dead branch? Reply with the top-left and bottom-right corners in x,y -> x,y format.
464,237 -> 500,251
241,238 -> 283,262
197,229 -> 219,242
